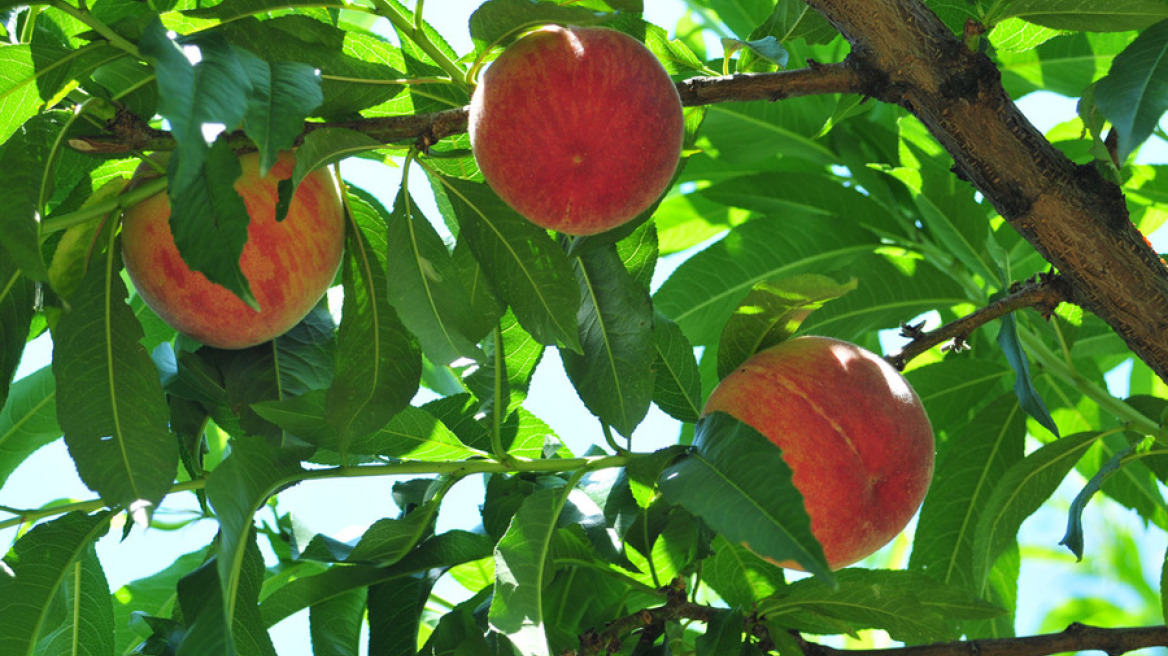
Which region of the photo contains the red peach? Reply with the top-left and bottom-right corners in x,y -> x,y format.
703,336 -> 935,570
120,151 -> 345,349
468,24 -> 684,235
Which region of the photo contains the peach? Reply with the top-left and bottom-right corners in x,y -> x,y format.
703,336 -> 934,570
468,25 -> 684,235
120,151 -> 345,349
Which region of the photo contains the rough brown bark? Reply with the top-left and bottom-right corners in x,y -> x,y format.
803,0 -> 1168,381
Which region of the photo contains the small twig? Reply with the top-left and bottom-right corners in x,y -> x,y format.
885,273 -> 1073,370
67,65 -> 864,155
576,579 -> 716,655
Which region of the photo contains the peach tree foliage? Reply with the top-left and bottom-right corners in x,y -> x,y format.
1,0 -> 1168,654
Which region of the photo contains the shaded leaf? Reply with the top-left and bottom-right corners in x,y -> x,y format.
1096,19 -> 1168,163
650,312 -> 703,423
0,512 -> 112,656
997,311 -> 1059,438
52,246 -> 176,511
659,412 -> 832,582
0,366 -> 59,491
561,245 -> 655,437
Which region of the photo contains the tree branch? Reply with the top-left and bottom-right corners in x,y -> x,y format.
802,0 -> 1168,383
66,64 -> 863,155
794,623 -> 1168,656
885,273 -> 1072,370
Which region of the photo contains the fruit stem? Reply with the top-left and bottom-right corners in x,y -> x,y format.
373,0 -> 469,93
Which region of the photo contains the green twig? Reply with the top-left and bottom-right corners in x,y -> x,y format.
0,453 -> 639,532
46,0 -> 140,57
40,176 -> 167,236
371,0 -> 468,91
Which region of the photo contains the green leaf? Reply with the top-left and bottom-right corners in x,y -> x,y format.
1096,19 -> 1168,164
467,0 -> 614,53
759,569 -> 1003,643
114,547 -> 209,654
757,0 -> 838,45
295,129 -> 384,187
464,309 -> 545,419
561,245 -> 655,437
716,274 -> 856,379
997,311 -> 1059,437
905,358 -> 1011,432
659,412 -> 832,582
261,531 -> 492,628
327,192 -> 423,460
0,264 -> 34,410
51,246 -> 177,511
367,573 -> 437,656
140,20 -> 250,174
0,366 -> 60,491
176,531 -> 276,656
164,137 -> 257,310
654,214 -> 876,346
650,312 -> 704,423
993,0 -> 1168,31
998,32 -> 1135,99
1061,438 -> 1138,560
381,187 -> 485,365
696,608 -> 746,654
910,394 -> 1027,593
0,112 -> 77,281
309,589 -> 365,656
33,542 -> 115,656
0,511 -> 112,656
489,486 -> 567,656
204,436 -> 303,648
972,432 -> 1099,592
701,535 -> 788,609
236,49 -> 324,175
429,176 -> 581,351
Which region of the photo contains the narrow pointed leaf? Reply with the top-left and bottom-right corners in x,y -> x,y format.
973,432 -> 1099,590
1096,19 -> 1168,163
164,137 -> 257,309
0,366 -> 60,491
997,0 -> 1168,31
464,309 -> 545,419
1061,438 -> 1138,560
327,192 -> 422,459
0,263 -> 34,410
114,547 -> 210,654
205,436 -> 303,646
33,543 -> 115,656
759,569 -> 1003,643
367,573 -> 436,656
489,486 -> 565,656
654,214 -> 875,346
383,188 -> 484,365
561,245 -> 655,437
52,247 -> 177,510
650,312 -> 703,423
0,511 -> 112,656
309,589 -> 365,656
430,176 -> 580,350
702,535 -> 788,609
717,274 -> 857,379
659,412 -> 832,582
910,395 -> 1026,593
997,312 -> 1059,437
236,49 -> 323,175
177,531 -> 276,656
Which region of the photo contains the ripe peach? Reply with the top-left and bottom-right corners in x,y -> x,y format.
468,24 -> 684,235
703,336 -> 934,570
120,151 -> 345,349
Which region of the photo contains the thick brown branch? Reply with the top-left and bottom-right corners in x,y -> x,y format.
795,623 -> 1168,656
66,65 -> 862,155
803,0 -> 1168,382
886,273 -> 1072,370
